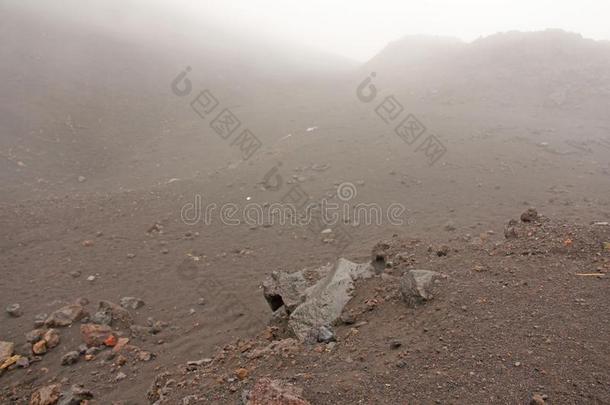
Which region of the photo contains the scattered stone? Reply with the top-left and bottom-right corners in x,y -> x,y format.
6,303 -> 22,317
186,358 -> 212,367
85,346 -> 102,356
400,269 -> 443,307
80,324 -> 114,347
91,310 -> 112,325
115,371 -> 127,381
150,320 -> 166,334
34,313 -> 48,327
61,351 -> 80,366
529,393 -> 546,404
0,341 -> 15,363
137,351 -> 153,362
16,356 -> 30,368
43,329 -> 61,349
104,334 -> 118,347
436,245 -> 450,257
120,297 -> 145,310
30,384 -> 61,405
235,367 -> 249,380
181,395 -> 199,405
112,337 -> 130,353
504,219 -> 519,239
126,253 -> 136,259
87,275 -> 96,282
78,175 -> 86,183
315,326 -> 336,343
339,313 -> 355,325
521,208 -> 539,223
45,304 -> 87,327
69,271 -> 81,278
81,240 -> 94,247
58,384 -> 94,405
444,220 -> 456,231
116,354 -> 127,366
243,378 -> 310,405
26,329 -> 45,343
390,340 -> 402,349
0,355 -> 21,370
32,340 -> 47,355
97,300 -> 133,327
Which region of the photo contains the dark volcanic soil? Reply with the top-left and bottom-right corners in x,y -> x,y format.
147,216 -> 610,404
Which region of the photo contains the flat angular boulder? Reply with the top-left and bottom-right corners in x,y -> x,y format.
287,258 -> 373,342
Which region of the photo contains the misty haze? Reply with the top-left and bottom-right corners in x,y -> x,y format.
1,1 -> 609,404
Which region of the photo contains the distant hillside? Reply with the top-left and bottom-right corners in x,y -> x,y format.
364,30 -> 610,108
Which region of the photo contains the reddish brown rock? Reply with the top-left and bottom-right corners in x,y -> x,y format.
43,329 -> 60,349
80,324 -> 114,347
235,367 -> 249,380
112,337 -> 130,353
32,340 -> 47,355
30,384 -> 61,405
245,378 -> 310,405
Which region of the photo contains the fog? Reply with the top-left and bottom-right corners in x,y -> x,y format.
6,0 -> 610,60
1,1 -> 609,404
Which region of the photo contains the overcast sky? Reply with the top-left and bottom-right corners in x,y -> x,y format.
191,0 -> 610,61
10,0 -> 610,62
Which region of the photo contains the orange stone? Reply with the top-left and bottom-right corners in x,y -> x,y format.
235,367 -> 249,380
104,334 -> 118,347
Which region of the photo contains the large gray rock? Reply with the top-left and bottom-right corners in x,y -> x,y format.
400,269 -> 442,307
288,258 -> 373,342
262,270 -> 310,313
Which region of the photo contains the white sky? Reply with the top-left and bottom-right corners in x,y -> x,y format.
11,0 -> 610,62
190,0 -> 610,61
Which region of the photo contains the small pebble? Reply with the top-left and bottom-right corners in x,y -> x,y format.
6,303 -> 22,318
